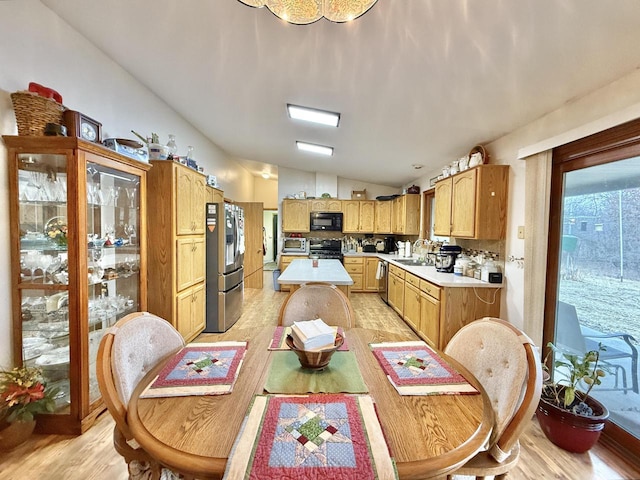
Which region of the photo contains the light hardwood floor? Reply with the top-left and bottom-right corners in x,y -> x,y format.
1,274 -> 639,480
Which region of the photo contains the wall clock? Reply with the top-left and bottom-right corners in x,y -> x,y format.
63,110 -> 103,143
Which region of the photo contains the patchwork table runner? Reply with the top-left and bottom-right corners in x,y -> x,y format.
223,394 -> 398,480
269,326 -> 349,351
140,341 -> 247,398
370,341 -> 478,396
265,351 -> 368,394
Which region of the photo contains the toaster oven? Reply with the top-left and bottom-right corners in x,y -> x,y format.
283,237 -> 308,253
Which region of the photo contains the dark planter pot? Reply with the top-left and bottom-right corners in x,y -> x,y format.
536,391 -> 609,453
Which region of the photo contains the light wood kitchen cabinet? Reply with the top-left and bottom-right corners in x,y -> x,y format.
176,238 -> 205,291
364,257 -> 380,291
176,282 -> 205,340
359,201 -> 375,232
389,263 -> 501,349
434,165 -> 509,239
419,285 -> 441,349
388,264 -> 405,316
147,161 -> 208,342
278,255 -> 307,292
343,200 -> 375,233
4,136 -> 150,434
344,256 -> 382,292
207,185 -> 224,203
176,167 -> 206,236
403,275 -> 421,332
374,200 -> 392,234
434,180 -> 453,237
343,257 -> 363,291
282,199 -> 310,232
309,199 -> 342,212
392,194 -> 420,235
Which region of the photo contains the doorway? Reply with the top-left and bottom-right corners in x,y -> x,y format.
546,118 -> 640,455
263,210 -> 278,270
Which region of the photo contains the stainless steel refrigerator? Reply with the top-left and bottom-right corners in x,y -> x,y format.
205,202 -> 244,332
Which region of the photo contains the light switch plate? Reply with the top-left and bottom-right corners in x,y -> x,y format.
517,226 -> 525,239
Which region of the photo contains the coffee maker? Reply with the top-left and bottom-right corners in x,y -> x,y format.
435,245 -> 462,273
383,236 -> 396,254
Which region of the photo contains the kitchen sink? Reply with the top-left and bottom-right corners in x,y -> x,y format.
393,259 -> 431,266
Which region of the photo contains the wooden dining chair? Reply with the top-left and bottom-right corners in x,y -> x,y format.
96,312 -> 186,480
277,282 -> 355,328
443,317 -> 542,480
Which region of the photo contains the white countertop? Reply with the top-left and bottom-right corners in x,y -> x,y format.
277,259 -> 354,285
279,251 -> 503,288
339,252 -> 503,288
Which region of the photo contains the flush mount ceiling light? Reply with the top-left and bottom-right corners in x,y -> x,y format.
296,141 -> 333,156
287,104 -> 340,127
261,172 -> 270,179
237,0 -> 378,25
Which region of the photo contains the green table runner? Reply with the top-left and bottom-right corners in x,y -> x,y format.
265,351 -> 368,394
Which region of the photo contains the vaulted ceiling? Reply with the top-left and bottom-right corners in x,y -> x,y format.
42,0 -> 640,187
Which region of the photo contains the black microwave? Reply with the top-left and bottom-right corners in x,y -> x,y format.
310,212 -> 343,231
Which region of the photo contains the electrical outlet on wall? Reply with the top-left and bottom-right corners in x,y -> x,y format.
517,226 -> 525,239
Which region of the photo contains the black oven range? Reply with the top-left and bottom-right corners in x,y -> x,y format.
308,238 -> 343,261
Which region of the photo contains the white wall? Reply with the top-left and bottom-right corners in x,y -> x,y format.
276,167 -> 400,253
0,0 -> 254,367
410,68 -> 640,338
253,176 -> 278,209
5,2 -> 640,361
337,177 -> 399,201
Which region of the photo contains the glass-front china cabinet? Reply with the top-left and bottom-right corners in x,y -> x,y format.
3,136 -> 150,434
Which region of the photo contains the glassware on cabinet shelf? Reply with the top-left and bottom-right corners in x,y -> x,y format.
22,251 -> 41,282
125,186 -> 137,208
124,224 -> 136,245
106,186 -> 121,207
37,254 -> 53,283
186,146 -> 195,161
166,134 -> 178,156
46,255 -> 63,284
88,262 -> 104,285
21,289 -> 71,403
5,137 -> 150,432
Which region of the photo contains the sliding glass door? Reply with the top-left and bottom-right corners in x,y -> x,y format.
546,120 -> 640,455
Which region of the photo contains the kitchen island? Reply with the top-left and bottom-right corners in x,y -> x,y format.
277,258 -> 354,297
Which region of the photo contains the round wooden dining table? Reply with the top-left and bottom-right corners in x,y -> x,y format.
127,327 -> 494,480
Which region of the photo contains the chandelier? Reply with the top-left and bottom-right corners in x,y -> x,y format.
237,0 -> 378,25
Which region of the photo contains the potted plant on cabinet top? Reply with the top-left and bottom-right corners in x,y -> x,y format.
536,342 -> 609,453
0,365 -> 58,450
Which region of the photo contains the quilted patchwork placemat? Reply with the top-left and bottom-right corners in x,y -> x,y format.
264,351 -> 368,394
370,341 -> 478,396
140,341 -> 247,398
223,394 -> 398,480
269,326 -> 349,351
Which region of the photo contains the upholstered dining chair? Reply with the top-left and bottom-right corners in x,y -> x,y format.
96,312 -> 186,480
277,282 -> 355,328
443,317 -> 542,480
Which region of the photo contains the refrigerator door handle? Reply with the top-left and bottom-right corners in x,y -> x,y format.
233,210 -> 239,264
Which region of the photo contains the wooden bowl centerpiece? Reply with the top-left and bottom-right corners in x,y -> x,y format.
286,333 -> 344,370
